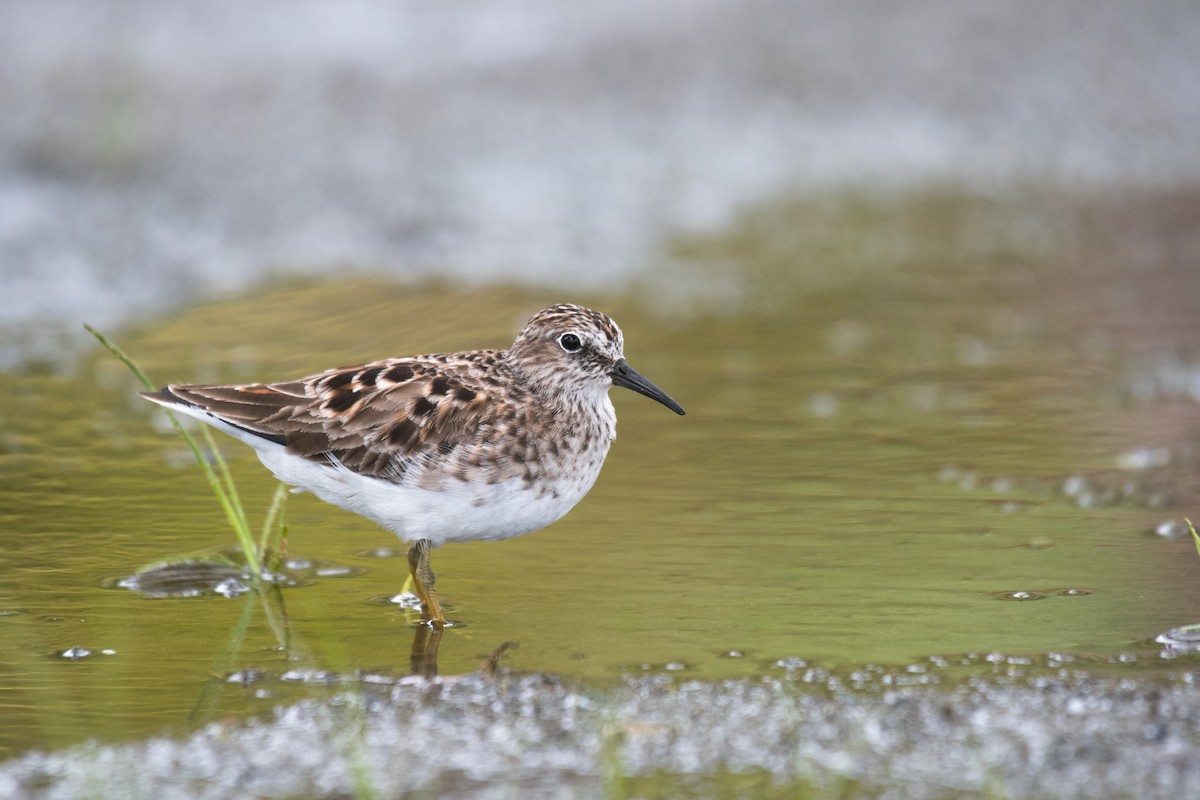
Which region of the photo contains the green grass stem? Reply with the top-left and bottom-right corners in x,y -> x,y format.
202,425 -> 252,537
85,323 -> 265,578
259,483 -> 290,567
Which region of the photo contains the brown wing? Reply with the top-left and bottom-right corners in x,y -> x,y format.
148,352 -> 513,480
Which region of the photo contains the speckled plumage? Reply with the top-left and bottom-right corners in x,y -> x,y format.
141,305 -> 683,623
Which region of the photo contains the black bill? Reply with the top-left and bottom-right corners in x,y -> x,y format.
610,358 -> 685,415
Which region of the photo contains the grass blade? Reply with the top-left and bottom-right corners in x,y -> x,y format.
83,324 -> 158,392
199,425 -> 260,576
84,323 -> 263,578
259,483 -> 290,565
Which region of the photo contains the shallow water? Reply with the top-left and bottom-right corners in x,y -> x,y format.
2,190 -> 1199,759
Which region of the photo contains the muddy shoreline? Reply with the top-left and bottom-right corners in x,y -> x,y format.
3,661 -> 1198,799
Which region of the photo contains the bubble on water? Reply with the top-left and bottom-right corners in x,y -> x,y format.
991,477 -> 1016,492
1115,446 -> 1170,471
213,578 -> 251,599
227,669 -> 269,686
360,673 -> 399,686
281,669 -> 339,684
807,392 -> 839,418
1153,519 -> 1191,540
275,558 -> 367,579
1055,588 -> 1092,597
1061,475 -> 1089,496
632,661 -> 690,673
59,647 -> 91,660
955,335 -> 993,367
937,465 -> 962,482
372,592 -> 422,609
773,657 -> 807,671
1155,624 -> 1200,654
994,590 -> 1047,601
314,565 -> 365,578
826,319 -> 869,355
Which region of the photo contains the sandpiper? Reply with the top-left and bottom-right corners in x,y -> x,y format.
141,304 -> 684,627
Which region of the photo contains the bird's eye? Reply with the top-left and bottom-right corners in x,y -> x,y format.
558,333 -> 583,353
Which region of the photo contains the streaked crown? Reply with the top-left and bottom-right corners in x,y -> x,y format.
509,304 -> 625,394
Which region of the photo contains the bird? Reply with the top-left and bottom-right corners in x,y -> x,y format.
141,304 -> 685,627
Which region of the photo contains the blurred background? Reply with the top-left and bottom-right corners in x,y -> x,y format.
3,0 -> 1200,772
2,0 -> 1197,364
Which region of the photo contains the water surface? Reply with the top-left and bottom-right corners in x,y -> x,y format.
2,190 -> 1199,759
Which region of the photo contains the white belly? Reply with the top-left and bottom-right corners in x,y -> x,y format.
179,388 -> 619,548
254,439 -> 609,547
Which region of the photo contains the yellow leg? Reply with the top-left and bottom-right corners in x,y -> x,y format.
406,539 -> 446,627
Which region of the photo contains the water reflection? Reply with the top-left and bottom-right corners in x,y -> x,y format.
175,578 -> 501,723
409,625 -> 443,678
103,555 -> 477,680
101,551 -> 373,598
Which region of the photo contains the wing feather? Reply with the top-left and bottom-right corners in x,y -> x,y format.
142,351 -> 524,481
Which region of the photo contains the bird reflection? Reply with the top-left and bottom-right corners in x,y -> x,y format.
409,624 -> 443,677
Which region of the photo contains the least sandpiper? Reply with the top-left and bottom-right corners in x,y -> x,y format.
141,304 -> 684,627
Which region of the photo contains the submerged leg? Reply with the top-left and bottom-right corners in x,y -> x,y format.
406,538 -> 446,627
